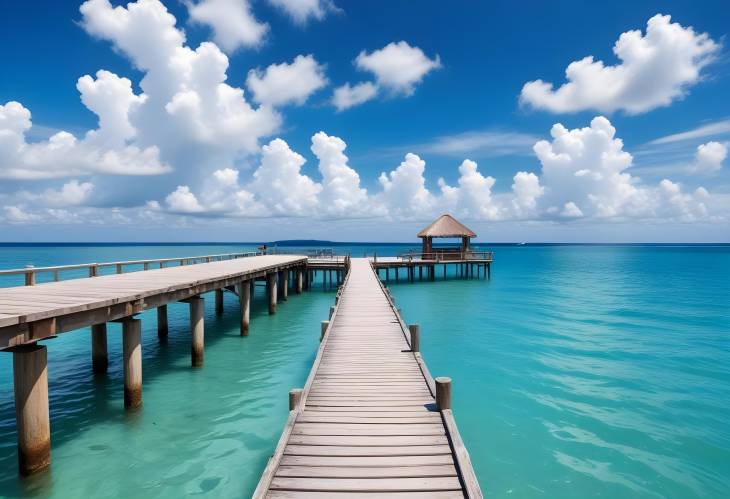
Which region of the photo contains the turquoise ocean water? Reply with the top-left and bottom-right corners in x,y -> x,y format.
0,243 -> 728,498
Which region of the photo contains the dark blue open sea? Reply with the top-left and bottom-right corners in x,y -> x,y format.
0,243 -> 728,498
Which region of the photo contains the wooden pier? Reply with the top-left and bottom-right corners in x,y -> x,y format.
0,253 -> 308,475
254,258 -> 482,498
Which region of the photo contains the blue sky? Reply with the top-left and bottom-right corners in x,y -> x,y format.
0,0 -> 729,242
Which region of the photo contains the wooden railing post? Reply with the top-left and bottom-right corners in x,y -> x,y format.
408,324 -> 420,353
24,266 -> 35,286
435,377 -> 452,410
289,388 -> 303,411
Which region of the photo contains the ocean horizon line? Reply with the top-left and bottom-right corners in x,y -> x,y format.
0,241 -> 728,247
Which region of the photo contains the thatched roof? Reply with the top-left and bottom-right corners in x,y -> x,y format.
417,214 -> 477,238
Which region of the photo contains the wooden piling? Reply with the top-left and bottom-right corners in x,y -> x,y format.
13,344 -> 51,476
408,324 -> 420,353
157,305 -> 168,340
122,318 -> 142,409
238,280 -> 250,336
320,320 -> 329,342
435,376 -> 452,411
215,289 -> 224,315
296,269 -> 303,294
289,388 -> 303,411
279,270 -> 288,301
189,297 -> 204,368
91,323 -> 108,375
267,273 -> 277,314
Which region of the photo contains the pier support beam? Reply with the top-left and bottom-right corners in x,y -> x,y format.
157,305 -> 168,340
267,273 -> 277,314
238,280 -> 250,336
122,318 -> 142,409
279,270 -> 288,301
189,297 -> 204,368
215,289 -> 224,315
296,269 -> 303,294
13,344 -> 51,476
435,377 -> 452,411
320,320 -> 329,342
91,323 -> 108,375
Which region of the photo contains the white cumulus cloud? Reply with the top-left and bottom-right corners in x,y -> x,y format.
692,141 -> 727,174
332,41 -> 440,110
356,41 -> 441,95
187,0 -> 268,52
166,185 -> 205,213
247,55 -> 327,107
520,14 -> 719,114
267,0 -> 337,24
331,82 -> 378,111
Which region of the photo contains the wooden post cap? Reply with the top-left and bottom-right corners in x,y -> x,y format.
289,388 -> 303,411
435,377 -> 452,411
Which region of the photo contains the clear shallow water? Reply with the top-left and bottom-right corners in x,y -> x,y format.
0,243 -> 729,498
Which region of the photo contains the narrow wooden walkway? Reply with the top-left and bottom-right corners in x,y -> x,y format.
255,258 -> 481,498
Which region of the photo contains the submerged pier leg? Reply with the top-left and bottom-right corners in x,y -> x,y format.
91,323 -> 108,375
238,280 -> 250,336
13,344 -> 51,476
296,269 -> 303,294
157,305 -> 168,340
279,270 -> 288,301
122,318 -> 142,409
487,263 -> 491,280
215,289 -> 224,315
189,297 -> 204,367
267,273 -> 277,314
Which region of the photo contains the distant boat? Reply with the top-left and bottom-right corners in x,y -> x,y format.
517,242 -> 527,246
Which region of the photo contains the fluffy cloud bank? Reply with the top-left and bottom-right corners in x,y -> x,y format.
332,41 -> 440,111
150,118 -> 722,225
520,14 -> 719,114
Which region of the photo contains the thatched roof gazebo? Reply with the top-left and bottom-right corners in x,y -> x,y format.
417,214 -> 476,256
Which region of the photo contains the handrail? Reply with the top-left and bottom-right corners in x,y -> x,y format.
396,250 -> 493,262
0,251 -> 262,285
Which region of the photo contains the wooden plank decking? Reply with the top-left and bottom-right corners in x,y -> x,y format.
255,258 -> 482,498
0,255 -> 306,348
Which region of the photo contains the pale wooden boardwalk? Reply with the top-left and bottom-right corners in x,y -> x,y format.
0,255 -> 305,348
255,258 -> 481,498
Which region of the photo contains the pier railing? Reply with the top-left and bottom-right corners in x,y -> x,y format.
396,250 -> 494,262
0,251 -> 262,286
